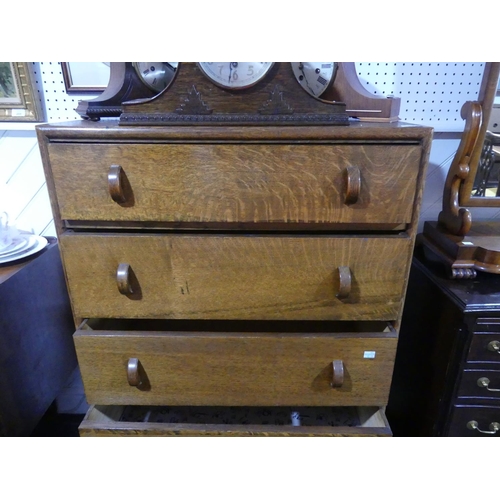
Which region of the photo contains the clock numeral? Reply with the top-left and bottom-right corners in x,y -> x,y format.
321,63 -> 332,69
143,69 -> 150,76
247,65 -> 254,76
317,75 -> 328,86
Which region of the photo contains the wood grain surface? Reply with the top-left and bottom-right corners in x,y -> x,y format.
60,233 -> 411,320
74,330 -> 397,406
47,142 -> 421,226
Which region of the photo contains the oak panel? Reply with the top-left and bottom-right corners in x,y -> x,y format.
48,143 -> 421,225
60,233 -> 411,320
74,330 -> 397,406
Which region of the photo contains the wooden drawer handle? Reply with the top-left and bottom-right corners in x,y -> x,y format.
117,263 -> 134,295
487,340 -> 500,353
331,360 -> 344,388
336,266 -> 351,299
477,377 -> 500,392
127,358 -> 150,390
343,166 -> 361,205
127,358 -> 142,387
467,420 -> 500,435
108,164 -> 128,203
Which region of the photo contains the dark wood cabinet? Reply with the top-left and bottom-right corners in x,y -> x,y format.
387,246 -> 500,436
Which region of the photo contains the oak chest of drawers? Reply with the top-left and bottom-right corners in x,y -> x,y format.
37,120 -> 432,436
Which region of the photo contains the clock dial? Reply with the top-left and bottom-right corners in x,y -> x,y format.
198,62 -> 274,89
133,62 -> 178,93
291,62 -> 337,98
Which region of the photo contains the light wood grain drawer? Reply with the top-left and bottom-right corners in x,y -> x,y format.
74,320 -> 397,407
79,404 -> 392,437
47,143 -> 421,227
60,232 -> 411,320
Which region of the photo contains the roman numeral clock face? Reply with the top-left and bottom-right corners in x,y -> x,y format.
133,62 -> 178,93
291,62 -> 337,98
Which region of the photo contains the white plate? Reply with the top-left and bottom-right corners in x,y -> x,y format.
0,233 -> 33,257
0,235 -> 48,265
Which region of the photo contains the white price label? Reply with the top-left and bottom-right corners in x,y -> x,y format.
11,109 -> 26,117
363,351 -> 376,359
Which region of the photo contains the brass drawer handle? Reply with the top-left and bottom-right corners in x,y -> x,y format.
331,359 -> 344,388
108,164 -> 128,203
467,420 -> 500,435
477,377 -> 500,392
487,340 -> 500,353
336,266 -> 351,299
117,263 -> 134,295
343,166 -> 361,205
127,358 -> 150,390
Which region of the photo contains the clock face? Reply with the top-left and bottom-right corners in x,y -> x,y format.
291,62 -> 337,98
133,62 -> 178,93
198,62 -> 274,89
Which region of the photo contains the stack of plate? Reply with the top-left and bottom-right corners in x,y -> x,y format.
0,232 -> 48,265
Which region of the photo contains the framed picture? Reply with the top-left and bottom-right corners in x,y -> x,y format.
0,62 -> 44,122
61,62 -> 110,93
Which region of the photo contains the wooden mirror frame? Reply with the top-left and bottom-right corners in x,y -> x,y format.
460,62 -> 500,207
439,63 -> 500,237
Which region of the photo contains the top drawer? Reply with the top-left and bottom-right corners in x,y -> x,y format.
46,143 -> 422,227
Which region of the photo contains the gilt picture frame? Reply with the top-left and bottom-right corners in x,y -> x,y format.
0,62 -> 44,122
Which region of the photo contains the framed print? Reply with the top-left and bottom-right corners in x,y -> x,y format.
0,62 -> 43,122
61,62 -> 110,93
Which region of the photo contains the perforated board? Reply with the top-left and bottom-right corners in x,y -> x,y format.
30,62 -> 486,132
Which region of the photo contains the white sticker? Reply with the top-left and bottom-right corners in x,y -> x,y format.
11,109 -> 26,117
462,242 -> 474,246
364,351 -> 376,359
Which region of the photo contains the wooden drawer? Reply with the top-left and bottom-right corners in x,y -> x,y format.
446,404 -> 500,437
60,233 -> 411,321
457,369 -> 500,399
74,320 -> 397,407
47,143 -> 421,227
79,404 -> 391,437
467,331 -> 500,363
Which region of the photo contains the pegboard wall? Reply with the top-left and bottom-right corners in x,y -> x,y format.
29,62 -> 486,132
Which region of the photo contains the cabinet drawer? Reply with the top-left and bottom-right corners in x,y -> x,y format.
79,405 -> 391,437
74,321 -> 397,407
47,143 -> 421,227
467,332 -> 500,363
61,233 -> 411,321
446,404 -> 500,437
457,369 -> 500,399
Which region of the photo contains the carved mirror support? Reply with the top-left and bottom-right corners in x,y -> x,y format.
419,62 -> 500,279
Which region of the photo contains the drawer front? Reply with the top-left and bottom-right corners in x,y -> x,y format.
79,405 -> 392,437
446,405 -> 500,437
457,369 -> 500,399
48,143 -> 421,226
74,330 -> 397,407
60,233 -> 411,320
467,332 -> 500,363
